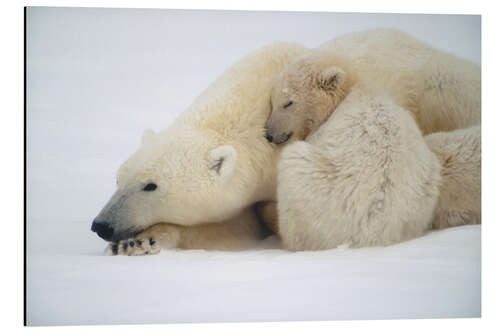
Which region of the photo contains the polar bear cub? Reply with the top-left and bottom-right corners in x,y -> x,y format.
265,53 -> 442,250
275,87 -> 442,250
266,51 -> 354,144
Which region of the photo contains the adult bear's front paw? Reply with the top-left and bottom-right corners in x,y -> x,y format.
104,223 -> 180,255
105,237 -> 161,256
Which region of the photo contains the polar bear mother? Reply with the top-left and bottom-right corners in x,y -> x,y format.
91,42 -> 308,254
92,29 -> 480,255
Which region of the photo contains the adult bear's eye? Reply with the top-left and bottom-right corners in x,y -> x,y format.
283,101 -> 293,109
143,183 -> 157,191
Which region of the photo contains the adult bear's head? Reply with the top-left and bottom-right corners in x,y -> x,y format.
91,42 -> 308,241
92,127 -> 258,241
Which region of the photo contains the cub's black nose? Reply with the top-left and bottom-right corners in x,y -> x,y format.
265,132 -> 273,142
91,220 -> 114,240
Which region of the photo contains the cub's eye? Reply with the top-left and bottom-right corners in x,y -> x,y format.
283,101 -> 293,109
143,183 -> 157,191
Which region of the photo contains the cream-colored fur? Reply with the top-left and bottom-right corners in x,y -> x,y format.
278,88 -> 442,250
320,29 -> 480,134
267,29 -> 480,250
425,126 -> 481,229
96,29 -> 480,255
106,207 -> 266,255
267,51 -> 354,143
268,29 -> 480,142
94,43 -> 308,253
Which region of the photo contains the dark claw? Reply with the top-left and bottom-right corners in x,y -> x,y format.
145,251 -> 149,255
149,238 -> 156,246
111,244 -> 118,255
122,243 -> 128,250
129,241 -> 135,247
136,239 -> 143,246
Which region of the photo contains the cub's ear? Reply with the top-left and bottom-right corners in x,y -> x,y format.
141,128 -> 156,146
318,66 -> 346,91
209,145 -> 237,182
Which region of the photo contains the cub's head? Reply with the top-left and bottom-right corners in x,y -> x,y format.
91,127 -> 249,242
266,53 -> 349,144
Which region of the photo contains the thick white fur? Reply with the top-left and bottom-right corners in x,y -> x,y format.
278,88 -> 442,250
106,29 -> 479,253
103,43 -> 307,251
274,29 -> 480,250
319,29 -> 480,134
425,126 -> 481,228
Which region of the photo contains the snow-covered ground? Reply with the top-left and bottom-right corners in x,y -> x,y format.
28,224 -> 480,326
25,7 -> 481,326
28,226 -> 481,325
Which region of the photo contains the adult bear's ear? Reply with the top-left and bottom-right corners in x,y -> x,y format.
209,145 -> 237,182
318,66 -> 346,91
141,128 -> 156,146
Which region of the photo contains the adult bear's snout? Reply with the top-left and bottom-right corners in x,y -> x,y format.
91,220 -> 114,240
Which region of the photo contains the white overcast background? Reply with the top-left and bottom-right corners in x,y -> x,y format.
26,7 -> 480,326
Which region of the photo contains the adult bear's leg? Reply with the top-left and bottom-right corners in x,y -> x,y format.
277,91 -> 442,250
425,125 -> 481,229
106,207 -> 269,255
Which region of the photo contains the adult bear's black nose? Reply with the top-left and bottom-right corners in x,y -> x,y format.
91,220 -> 114,240
265,132 -> 273,142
